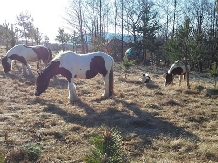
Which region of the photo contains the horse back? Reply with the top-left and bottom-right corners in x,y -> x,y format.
80,52 -> 113,78
30,45 -> 51,61
58,52 -> 113,79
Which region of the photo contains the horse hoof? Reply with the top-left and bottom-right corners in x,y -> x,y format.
69,97 -> 78,102
70,99 -> 78,103
101,95 -> 109,100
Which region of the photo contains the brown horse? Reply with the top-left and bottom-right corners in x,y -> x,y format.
2,44 -> 52,76
34,51 -> 114,102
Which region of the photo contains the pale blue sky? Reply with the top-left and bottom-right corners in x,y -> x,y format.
0,0 -> 68,42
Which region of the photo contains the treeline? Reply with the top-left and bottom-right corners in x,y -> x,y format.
0,11 -> 49,51
1,0 -> 218,72
63,0 -> 218,71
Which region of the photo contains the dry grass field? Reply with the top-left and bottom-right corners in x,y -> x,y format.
0,48 -> 218,162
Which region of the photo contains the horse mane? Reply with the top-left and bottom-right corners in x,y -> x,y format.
52,51 -> 80,62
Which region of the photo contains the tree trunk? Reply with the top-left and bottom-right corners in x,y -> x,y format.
186,71 -> 190,89
198,60 -> 203,73
184,61 -> 190,89
172,0 -> 177,34
143,49 -> 147,66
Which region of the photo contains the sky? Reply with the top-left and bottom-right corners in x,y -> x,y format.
0,0 -> 69,43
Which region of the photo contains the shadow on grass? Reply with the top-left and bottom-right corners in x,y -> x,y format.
114,98 -> 198,140
119,77 -> 160,89
49,78 -> 68,89
144,82 -> 160,89
2,71 -> 36,85
48,77 -> 88,90
40,97 -> 198,142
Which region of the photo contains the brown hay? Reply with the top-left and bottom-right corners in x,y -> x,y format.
0,55 -> 217,162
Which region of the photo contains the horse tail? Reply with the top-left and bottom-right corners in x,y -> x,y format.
109,59 -> 114,97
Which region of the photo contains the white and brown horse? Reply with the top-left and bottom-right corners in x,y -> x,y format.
164,60 -> 190,86
1,44 -> 52,76
34,51 -> 114,102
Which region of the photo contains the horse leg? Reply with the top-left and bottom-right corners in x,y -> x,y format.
102,68 -> 113,98
26,63 -> 33,76
43,60 -> 48,69
102,73 -> 110,98
179,75 -> 182,86
11,60 -> 14,70
11,60 -> 17,70
37,61 -> 39,70
68,79 -> 78,102
21,63 -> 27,75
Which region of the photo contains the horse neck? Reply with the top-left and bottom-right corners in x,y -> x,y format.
43,61 -> 60,79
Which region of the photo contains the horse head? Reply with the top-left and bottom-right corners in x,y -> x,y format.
34,70 -> 50,96
1,56 -> 11,73
164,72 -> 173,86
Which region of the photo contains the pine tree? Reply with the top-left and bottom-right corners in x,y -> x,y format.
55,28 -> 70,51
84,127 -> 127,163
16,11 -> 34,45
137,5 -> 160,65
165,18 -> 198,88
208,62 -> 218,88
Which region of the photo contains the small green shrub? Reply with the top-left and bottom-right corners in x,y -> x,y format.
0,153 -> 5,163
84,127 -> 127,163
26,143 -> 43,161
122,57 -> 135,71
122,57 -> 135,79
208,62 -> 218,88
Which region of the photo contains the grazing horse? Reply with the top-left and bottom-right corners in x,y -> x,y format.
1,44 -> 52,76
164,60 -> 190,86
34,51 -> 114,102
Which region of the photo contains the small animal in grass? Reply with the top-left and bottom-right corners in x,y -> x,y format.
139,73 -> 151,83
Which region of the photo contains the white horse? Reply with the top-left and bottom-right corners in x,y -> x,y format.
34,51 -> 114,102
164,61 -> 190,86
1,44 -> 52,76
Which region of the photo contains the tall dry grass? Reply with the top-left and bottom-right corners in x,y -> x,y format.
0,49 -> 218,162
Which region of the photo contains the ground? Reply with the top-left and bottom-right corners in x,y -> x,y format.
0,49 -> 218,162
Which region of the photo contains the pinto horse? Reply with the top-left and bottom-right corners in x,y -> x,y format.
1,44 -> 52,76
34,51 -> 114,102
164,60 -> 190,86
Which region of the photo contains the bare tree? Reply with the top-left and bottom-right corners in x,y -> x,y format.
64,0 -> 86,53
55,28 -> 70,51
16,11 -> 34,45
32,28 -> 42,45
120,0 -> 142,43
43,35 -> 50,45
0,21 -> 17,50
84,0 -> 111,51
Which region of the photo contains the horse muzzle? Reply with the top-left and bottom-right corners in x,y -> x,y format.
4,69 -> 10,73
